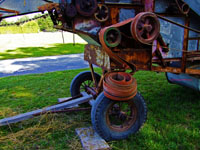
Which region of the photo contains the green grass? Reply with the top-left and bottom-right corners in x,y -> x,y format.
0,43 -> 85,60
0,69 -> 199,150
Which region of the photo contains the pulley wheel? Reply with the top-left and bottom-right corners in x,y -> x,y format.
181,3 -> 190,14
75,0 -> 98,17
131,12 -> 160,44
103,72 -> 137,101
94,4 -> 109,22
103,27 -> 121,48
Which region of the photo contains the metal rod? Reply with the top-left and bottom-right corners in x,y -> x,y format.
157,14 -> 200,34
181,17 -> 189,72
73,33 -> 75,46
61,31 -> 65,44
0,92 -> 93,126
89,63 -> 98,88
33,107 -> 91,116
58,94 -> 82,104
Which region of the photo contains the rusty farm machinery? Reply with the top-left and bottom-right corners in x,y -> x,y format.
0,0 -> 199,142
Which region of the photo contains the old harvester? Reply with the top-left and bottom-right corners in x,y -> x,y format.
0,0 -> 199,141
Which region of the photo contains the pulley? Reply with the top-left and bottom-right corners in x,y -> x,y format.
94,4 -> 109,22
131,12 -> 160,44
103,72 -> 137,101
181,3 -> 190,14
75,0 -> 98,17
175,0 -> 190,15
103,27 -> 121,47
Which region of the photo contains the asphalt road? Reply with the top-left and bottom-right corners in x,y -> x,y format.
0,54 -> 89,78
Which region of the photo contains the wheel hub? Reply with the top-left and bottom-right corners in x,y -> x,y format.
106,101 -> 138,132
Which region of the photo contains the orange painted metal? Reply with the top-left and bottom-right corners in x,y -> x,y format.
99,20 -> 133,69
38,3 -> 59,12
152,66 -> 200,75
99,12 -> 160,71
103,72 -> 137,101
181,17 -> 190,72
0,7 -> 19,15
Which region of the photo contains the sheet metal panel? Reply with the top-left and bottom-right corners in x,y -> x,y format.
166,63 -> 200,91
0,0 -> 59,18
159,17 -> 185,58
119,8 -> 135,22
167,73 -> 200,91
183,0 -> 200,16
154,0 -> 172,13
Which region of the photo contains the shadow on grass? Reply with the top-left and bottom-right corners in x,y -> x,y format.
0,43 -> 85,60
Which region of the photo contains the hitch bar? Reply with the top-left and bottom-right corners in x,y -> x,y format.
0,92 -> 93,126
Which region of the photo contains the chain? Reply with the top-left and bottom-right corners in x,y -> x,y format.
0,13 -> 49,27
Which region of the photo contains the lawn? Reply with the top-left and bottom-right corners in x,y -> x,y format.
0,43 -> 85,60
0,69 -> 199,150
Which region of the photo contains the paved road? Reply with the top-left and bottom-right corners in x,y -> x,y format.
0,32 -> 89,78
0,54 -> 89,78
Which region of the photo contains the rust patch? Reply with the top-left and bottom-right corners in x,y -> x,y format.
84,44 -> 111,70
0,7 -> 19,15
38,3 -> 59,12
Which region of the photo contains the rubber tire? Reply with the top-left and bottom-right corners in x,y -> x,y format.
91,92 -> 147,141
70,71 -> 101,97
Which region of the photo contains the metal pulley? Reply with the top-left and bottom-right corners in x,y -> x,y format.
175,0 -> 190,15
75,0 -> 98,17
131,12 -> 160,44
181,3 -> 190,14
103,27 -> 121,47
94,4 -> 109,22
103,72 -> 137,101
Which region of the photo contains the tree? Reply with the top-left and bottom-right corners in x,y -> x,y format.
36,15 -> 55,32
0,19 -> 8,25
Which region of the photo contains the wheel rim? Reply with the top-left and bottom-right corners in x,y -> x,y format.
79,79 -> 95,93
94,4 -> 109,22
106,100 -> 138,132
76,0 -> 98,16
104,27 -> 121,47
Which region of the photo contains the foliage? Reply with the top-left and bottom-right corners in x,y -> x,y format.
21,21 -> 40,33
0,14 -> 56,34
0,69 -> 199,150
0,19 -> 9,26
36,15 -> 56,32
0,43 -> 85,60
17,16 -> 29,23
0,23 -> 39,34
